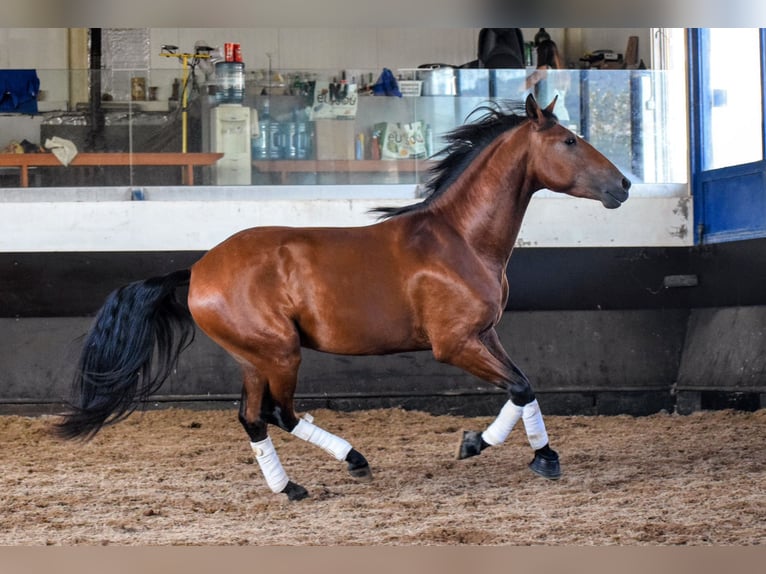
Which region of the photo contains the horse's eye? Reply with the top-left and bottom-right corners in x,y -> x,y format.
565,136 -> 577,146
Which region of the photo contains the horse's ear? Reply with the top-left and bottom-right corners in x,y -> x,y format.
525,94 -> 540,120
544,95 -> 559,115
525,93 -> 547,126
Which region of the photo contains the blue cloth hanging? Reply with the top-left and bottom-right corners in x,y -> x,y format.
0,70 -> 40,114
372,68 -> 402,97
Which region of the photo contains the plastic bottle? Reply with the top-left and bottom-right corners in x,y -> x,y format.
425,124 -> 434,158
253,99 -> 271,160
215,61 -> 245,104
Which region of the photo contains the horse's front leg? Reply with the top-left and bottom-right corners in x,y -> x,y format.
433,328 -> 561,479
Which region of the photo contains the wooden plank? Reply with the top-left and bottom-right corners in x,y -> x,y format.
0,152 -> 223,167
0,153 -> 223,186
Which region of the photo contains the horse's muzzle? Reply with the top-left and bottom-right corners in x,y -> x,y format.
602,177 -> 631,209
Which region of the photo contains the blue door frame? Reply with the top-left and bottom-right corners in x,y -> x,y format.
689,28 -> 766,244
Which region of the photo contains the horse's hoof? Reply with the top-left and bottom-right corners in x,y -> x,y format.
346,448 -> 373,482
456,430 -> 484,460
348,464 -> 373,482
282,480 -> 310,501
528,450 -> 562,480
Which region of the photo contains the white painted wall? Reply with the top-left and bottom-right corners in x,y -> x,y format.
0,28 -> 68,69
148,27 -> 649,73
0,27 -> 653,73
150,28 -> 480,73
0,185 -> 691,252
0,27 -> 654,105
0,28 -> 70,106
0,114 -> 44,149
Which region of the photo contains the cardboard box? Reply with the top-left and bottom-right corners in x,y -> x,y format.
315,119 -> 356,160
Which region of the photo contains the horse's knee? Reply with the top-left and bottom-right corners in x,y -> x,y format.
509,379 -> 536,406
262,404 -> 299,433
238,411 -> 268,442
259,391 -> 299,432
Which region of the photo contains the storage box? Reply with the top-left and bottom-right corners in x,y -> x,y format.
315,119 -> 356,160
399,80 -> 423,97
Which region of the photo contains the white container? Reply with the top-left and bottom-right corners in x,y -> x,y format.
419,65 -> 456,96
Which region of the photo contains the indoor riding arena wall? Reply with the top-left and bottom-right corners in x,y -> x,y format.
2,239 -> 765,417
2,239 -> 765,546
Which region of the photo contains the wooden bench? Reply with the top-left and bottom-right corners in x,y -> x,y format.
0,152 -> 224,187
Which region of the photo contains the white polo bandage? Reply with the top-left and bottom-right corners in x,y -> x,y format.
481,399 -> 524,446
291,418 -> 353,461
522,399 -> 549,450
250,436 -> 289,493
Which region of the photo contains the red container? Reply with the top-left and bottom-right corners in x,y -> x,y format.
233,43 -> 242,63
224,42 -> 234,62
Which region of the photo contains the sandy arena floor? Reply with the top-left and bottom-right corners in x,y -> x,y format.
0,407 -> 764,545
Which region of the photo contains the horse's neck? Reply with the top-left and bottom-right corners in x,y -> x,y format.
430,129 -> 533,266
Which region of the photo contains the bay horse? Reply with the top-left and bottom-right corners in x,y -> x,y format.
55,95 -> 629,501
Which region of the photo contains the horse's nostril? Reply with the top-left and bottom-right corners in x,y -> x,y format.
622,177 -> 631,191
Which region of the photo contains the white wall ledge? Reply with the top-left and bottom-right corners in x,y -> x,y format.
0,184 -> 692,252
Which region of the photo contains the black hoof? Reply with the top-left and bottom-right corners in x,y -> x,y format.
346,448 -> 373,482
348,464 -> 373,481
456,430 -> 484,460
528,448 -> 561,480
282,480 -> 309,501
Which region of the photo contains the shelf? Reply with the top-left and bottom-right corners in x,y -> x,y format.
0,152 -> 223,186
252,159 -> 435,184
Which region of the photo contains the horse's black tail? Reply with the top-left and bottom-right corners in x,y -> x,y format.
54,269 -> 195,441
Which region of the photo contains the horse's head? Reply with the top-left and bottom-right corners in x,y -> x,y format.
524,95 -> 630,209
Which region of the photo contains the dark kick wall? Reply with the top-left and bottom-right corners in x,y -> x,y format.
2,239 -> 766,416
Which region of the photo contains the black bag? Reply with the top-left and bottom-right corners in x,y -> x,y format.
477,28 -> 525,69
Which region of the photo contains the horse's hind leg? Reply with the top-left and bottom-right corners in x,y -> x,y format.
291,415 -> 372,481
238,365 -> 309,501
258,366 -> 373,483
240,354 -> 372,501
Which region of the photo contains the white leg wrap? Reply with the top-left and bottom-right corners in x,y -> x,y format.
522,399 -> 549,450
291,418 -> 353,461
250,437 -> 289,493
481,400 -> 524,446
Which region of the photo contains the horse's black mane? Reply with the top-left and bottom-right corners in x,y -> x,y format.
374,100 -> 555,219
